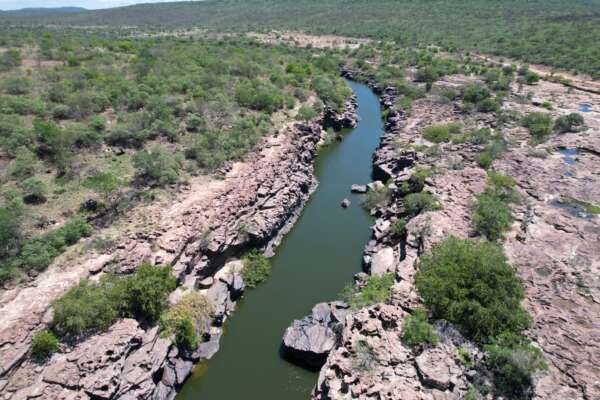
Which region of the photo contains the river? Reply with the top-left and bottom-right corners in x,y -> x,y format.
176,80 -> 384,400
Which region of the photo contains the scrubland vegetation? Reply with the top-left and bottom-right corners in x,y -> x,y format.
0,31 -> 350,285
2,0 -> 599,78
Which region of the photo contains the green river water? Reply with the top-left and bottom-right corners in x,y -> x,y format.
176,80 -> 384,400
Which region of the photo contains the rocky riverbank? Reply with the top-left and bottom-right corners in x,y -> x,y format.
285,69 -> 599,399
0,99 -> 358,400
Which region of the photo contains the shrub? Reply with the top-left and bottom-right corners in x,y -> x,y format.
52,276 -> 122,337
174,317 -> 198,351
0,49 -> 22,71
235,79 -> 284,113
485,332 -> 547,399
133,146 -> 183,186
106,126 -> 149,148
554,113 -> 584,133
10,146 -> 37,180
463,84 -> 490,104
52,104 -> 71,120
296,104 -> 318,121
423,125 -> 449,143
52,264 -> 176,337
121,264 -> 177,321
2,76 -> 32,95
88,116 -> 106,132
160,292 -> 212,338
404,192 -> 440,216
340,273 -> 395,309
21,177 -> 48,204
31,330 -> 59,359
476,98 -> 500,113
521,112 -> 553,142
15,217 -> 91,273
486,172 -> 518,203
242,250 -> 272,288
0,200 -> 23,259
472,192 -> 513,240
363,185 -> 391,210
83,172 -> 121,199
408,167 -> 434,192
401,308 -> 439,347
416,237 -> 531,342
391,218 -> 407,237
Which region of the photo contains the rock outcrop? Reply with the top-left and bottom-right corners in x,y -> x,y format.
0,101 -> 358,399
310,69 -> 599,400
281,302 -> 350,369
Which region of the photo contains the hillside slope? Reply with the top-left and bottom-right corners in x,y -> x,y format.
1,0 -> 600,77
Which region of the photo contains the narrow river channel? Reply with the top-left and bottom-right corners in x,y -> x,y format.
176,81 -> 384,400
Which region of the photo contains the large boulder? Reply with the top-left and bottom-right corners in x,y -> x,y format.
281,302 -> 349,369
370,246 -> 396,276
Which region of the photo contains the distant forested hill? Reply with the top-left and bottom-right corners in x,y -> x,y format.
1,0 -> 599,77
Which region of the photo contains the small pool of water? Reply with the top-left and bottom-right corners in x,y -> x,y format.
551,198 -> 593,219
579,104 -> 592,113
558,148 -> 578,166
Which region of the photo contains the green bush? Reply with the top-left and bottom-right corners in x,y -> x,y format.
10,146 -> 37,180
340,273 -> 395,309
235,79 -> 284,113
554,113 -> 584,133
160,292 -> 212,338
2,76 -> 32,95
133,146 -> 183,186
486,171 -> 518,203
52,276 -> 122,337
463,84 -> 490,104
52,104 -> 71,120
88,116 -> 106,132
121,264 -> 177,321
31,330 -> 59,359
52,264 -> 176,337
401,308 -> 439,347
485,332 -> 547,399
82,172 -> 121,199
174,317 -> 198,351
17,218 -> 91,272
0,49 -> 22,71
363,185 -> 391,210
472,192 -> 513,241
106,126 -> 149,148
391,218 -> 407,237
404,192 -> 440,216
416,237 -> 531,342
21,177 -> 48,204
521,112 -> 553,142
242,250 -> 272,288
296,104 -> 319,121
476,98 -> 500,113
423,125 -> 449,143
408,167 -> 434,192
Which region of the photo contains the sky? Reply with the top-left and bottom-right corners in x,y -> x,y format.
0,0 -> 197,10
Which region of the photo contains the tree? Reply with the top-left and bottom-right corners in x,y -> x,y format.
416,237 -> 531,342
